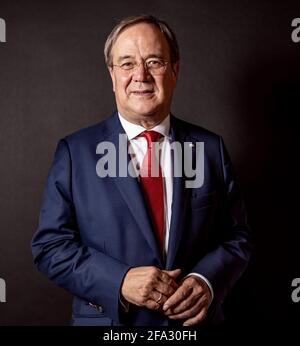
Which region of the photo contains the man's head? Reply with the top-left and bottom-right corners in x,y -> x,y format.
104,15 -> 180,128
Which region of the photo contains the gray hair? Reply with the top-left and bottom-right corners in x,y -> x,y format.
104,15 -> 180,67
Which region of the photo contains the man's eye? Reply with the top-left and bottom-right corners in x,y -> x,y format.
121,62 -> 134,69
147,60 -> 163,67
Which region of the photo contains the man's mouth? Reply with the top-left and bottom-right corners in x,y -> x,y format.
131,89 -> 153,94
131,90 -> 154,95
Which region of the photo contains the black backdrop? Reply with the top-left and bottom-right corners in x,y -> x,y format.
0,0 -> 299,329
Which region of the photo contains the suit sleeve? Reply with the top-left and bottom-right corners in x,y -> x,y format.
190,136 -> 252,305
31,139 -> 130,323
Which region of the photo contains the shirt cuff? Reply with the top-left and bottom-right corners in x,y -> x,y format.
186,272 -> 214,302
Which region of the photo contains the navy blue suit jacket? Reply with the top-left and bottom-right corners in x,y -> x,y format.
31,112 -> 252,326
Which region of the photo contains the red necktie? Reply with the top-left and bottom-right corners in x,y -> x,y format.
139,131 -> 164,254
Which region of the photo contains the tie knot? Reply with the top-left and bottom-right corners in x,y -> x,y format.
139,131 -> 163,147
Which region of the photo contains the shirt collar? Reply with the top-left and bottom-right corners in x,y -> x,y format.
118,112 -> 170,140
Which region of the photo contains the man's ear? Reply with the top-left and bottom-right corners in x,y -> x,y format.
171,61 -> 180,81
108,66 -> 116,92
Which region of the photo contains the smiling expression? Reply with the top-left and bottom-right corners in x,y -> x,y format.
109,23 -> 179,126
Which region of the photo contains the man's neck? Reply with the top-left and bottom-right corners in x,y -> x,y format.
118,112 -> 169,129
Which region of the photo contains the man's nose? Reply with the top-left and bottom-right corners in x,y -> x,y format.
132,62 -> 151,82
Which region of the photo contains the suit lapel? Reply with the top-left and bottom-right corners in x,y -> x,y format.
103,113 -> 162,265
166,116 -> 191,269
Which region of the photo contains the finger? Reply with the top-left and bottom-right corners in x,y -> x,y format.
153,280 -> 177,297
166,282 -> 209,315
163,284 -> 193,311
169,293 -> 211,320
165,276 -> 211,313
168,298 -> 204,320
160,270 -> 181,289
150,291 -> 167,306
145,298 -> 162,311
161,269 -> 181,287
164,290 -> 197,315
169,288 -> 211,317
183,308 -> 207,326
162,269 -> 181,278
145,292 -> 171,311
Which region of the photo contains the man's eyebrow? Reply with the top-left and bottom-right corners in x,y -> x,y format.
145,54 -> 165,59
117,55 -> 134,63
116,54 -> 165,63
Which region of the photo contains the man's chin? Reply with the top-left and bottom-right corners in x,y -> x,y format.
130,107 -> 160,119
120,104 -> 167,122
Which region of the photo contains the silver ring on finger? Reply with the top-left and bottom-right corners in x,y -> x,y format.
156,292 -> 163,304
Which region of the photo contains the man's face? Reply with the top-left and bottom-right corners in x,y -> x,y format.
109,23 -> 179,125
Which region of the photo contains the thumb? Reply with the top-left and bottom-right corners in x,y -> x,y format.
163,268 -> 182,278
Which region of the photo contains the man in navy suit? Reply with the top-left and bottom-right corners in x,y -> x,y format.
31,15 -> 252,327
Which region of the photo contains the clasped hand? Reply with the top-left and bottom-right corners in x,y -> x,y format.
121,266 -> 212,326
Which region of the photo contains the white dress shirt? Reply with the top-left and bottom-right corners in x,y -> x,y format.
118,113 -> 214,301
118,113 -> 172,255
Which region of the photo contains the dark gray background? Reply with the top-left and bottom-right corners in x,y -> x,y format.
0,0 -> 299,327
